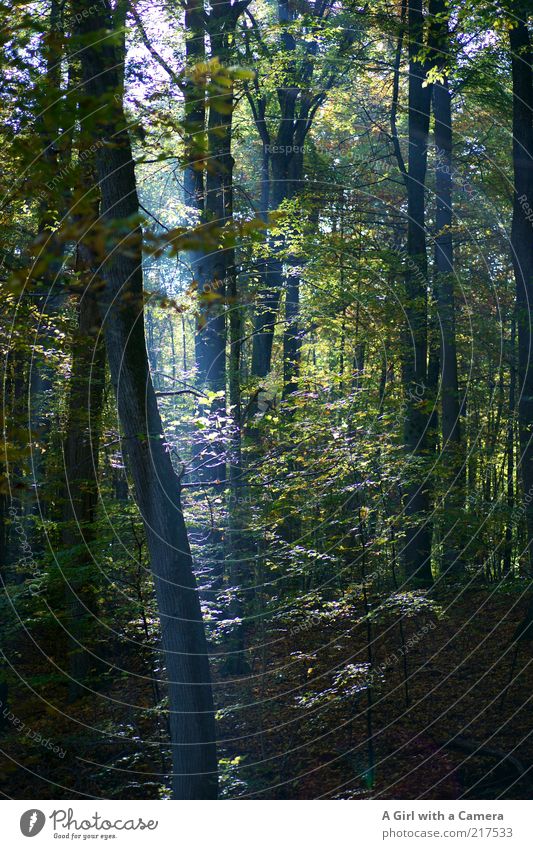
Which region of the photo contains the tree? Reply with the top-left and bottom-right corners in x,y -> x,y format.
429,0 -> 464,575
246,0 -> 358,389
61,153 -> 105,700
509,3 -> 533,571
73,0 -> 217,798
401,0 -> 433,584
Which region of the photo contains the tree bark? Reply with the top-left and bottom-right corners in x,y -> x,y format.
402,0 -> 433,584
192,1 -> 246,484
249,0 -> 316,384
429,0 -> 464,576
73,0 -> 217,798
61,152 -> 105,701
62,287 -> 105,701
509,9 -> 533,572
28,0 -> 68,553
504,316 -> 516,575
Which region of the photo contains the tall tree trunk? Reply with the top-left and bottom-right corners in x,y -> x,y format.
61,154 -> 105,701
28,0 -> 67,552
282,258 -> 301,397
250,0 -> 315,383
250,141 -> 279,380
62,288 -> 105,701
504,316 -> 516,575
193,1 -> 244,484
182,0 -> 206,382
251,136 -> 305,390
183,0 -> 206,215
224,258 -> 250,674
402,0 -> 433,585
509,9 -> 533,572
429,0 -> 464,576
73,0 -> 217,799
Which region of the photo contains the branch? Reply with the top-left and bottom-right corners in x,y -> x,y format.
232,0 -> 253,22
244,8 -> 272,59
390,0 -> 408,191
244,83 -> 271,147
155,389 -> 204,398
153,372 -> 208,397
139,202 -> 170,231
130,4 -> 182,87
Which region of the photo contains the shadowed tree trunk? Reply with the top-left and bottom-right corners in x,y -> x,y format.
505,4 -> 533,641
62,288 -> 105,701
251,132 -> 305,395
61,154 -> 105,701
192,11 -> 227,404
402,0 -> 433,585
28,0 -> 68,554
504,316 -> 516,576
429,0 -> 464,576
249,0 -> 325,386
283,257 -> 302,398
191,1 -> 249,485
73,0 -> 217,799
183,0 -> 206,218
509,8 -> 533,572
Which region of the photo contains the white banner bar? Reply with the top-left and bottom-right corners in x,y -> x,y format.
2,799 -> 530,848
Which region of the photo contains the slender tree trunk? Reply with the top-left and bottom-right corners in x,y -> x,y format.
510,9 -> 533,572
62,288 -> 105,701
182,0 -> 206,299
73,0 -> 217,799
250,144 -> 278,380
61,154 -> 105,701
224,258 -> 250,674
282,258 -> 301,397
28,0 -> 67,550
251,249 -> 284,379
252,151 -> 305,389
429,0 -> 464,576
183,0 -> 206,213
402,0 -> 433,584
504,317 -> 517,575
193,2 -> 246,485
194,20 -> 229,400
250,0 -> 314,383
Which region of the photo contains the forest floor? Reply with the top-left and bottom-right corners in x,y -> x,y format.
2,581 -> 533,800
217,579 -> 533,799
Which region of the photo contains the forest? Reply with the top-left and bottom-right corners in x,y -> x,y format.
0,0 -> 533,802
